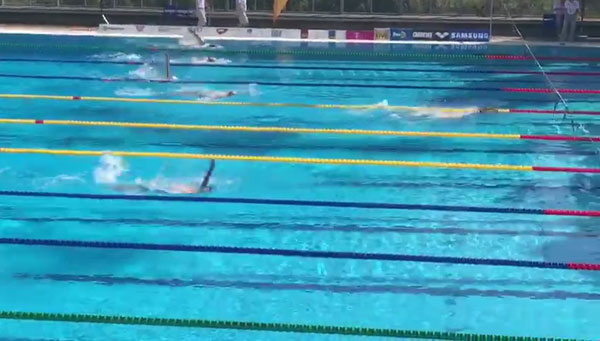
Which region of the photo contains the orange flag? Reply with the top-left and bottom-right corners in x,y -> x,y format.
273,0 -> 289,21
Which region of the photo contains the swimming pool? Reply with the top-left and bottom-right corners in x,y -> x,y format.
0,33 -> 599,340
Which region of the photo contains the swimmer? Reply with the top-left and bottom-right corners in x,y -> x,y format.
190,56 -> 232,65
188,27 -> 220,49
168,89 -> 237,101
111,160 -> 215,195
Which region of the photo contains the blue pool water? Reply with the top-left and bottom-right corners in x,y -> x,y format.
0,34 -> 599,340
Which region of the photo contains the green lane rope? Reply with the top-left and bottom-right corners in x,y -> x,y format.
0,311 -> 580,340
0,41 -> 492,59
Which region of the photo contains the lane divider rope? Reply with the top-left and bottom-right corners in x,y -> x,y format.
0,40 -> 597,63
1,191 -> 598,217
2,93 -> 600,115
4,58 -> 600,77
3,40 -> 599,64
0,311 -> 578,340
2,73 -> 600,94
1,237 -> 599,271
4,118 -> 600,142
1,147 -> 599,173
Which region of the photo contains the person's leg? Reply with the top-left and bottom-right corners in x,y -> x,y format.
560,15 -> 571,41
569,15 -> 577,41
236,1 -> 249,27
197,8 -> 207,27
556,13 -> 564,38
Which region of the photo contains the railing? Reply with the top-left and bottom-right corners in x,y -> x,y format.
0,0 -> 598,18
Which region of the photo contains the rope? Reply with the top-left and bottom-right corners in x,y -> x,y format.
3,147 -> 600,173
0,311 -> 578,340
1,73 -> 599,93
4,118 -> 599,142
3,93 -> 600,115
1,191 -> 598,217
4,57 -> 600,77
499,0 -> 570,114
1,40 -> 598,63
2,237 -> 599,271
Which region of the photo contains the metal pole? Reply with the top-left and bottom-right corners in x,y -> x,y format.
340,0 -> 344,13
489,0 -> 494,41
165,53 -> 171,80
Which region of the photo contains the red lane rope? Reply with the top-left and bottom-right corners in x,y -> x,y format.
508,109 -> 600,115
520,135 -> 600,142
504,88 -> 600,94
487,54 -> 600,62
533,166 -> 600,173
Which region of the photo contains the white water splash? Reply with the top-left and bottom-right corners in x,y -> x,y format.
114,87 -> 156,97
94,154 -> 128,184
91,52 -> 142,62
248,83 -> 260,97
128,64 -> 161,80
36,174 -> 86,188
189,57 -> 231,65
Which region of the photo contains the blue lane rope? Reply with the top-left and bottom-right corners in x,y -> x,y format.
0,190 -> 545,215
0,73 -> 504,91
0,57 -> 585,74
4,238 -> 600,270
0,237 -> 579,270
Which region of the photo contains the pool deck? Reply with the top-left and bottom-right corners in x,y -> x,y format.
1,24 -> 599,49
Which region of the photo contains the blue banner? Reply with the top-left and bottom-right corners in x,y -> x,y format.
390,28 -> 412,41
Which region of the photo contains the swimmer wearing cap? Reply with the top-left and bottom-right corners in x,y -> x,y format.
167,89 -> 237,101
111,159 -> 215,195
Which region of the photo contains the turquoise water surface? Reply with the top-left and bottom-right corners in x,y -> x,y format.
0,35 -> 599,340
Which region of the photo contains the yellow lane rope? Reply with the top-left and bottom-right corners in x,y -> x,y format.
0,118 -> 521,140
0,147 -> 533,171
0,93 -> 508,113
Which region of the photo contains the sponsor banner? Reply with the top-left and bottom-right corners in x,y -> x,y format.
450,30 -> 490,42
280,29 -> 301,39
410,30 -> 451,41
99,24 -> 127,32
345,30 -> 374,41
203,27 -> 272,38
99,24 -> 192,36
301,29 -> 309,39
374,28 -> 390,41
307,29 -> 343,40
390,28 -> 412,41
271,29 -> 283,38
307,30 -> 330,40
156,26 -> 187,34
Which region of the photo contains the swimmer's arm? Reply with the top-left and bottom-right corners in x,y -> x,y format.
199,159 -> 215,189
188,28 -> 205,45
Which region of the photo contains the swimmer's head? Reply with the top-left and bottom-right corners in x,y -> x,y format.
207,57 -> 217,62
226,91 -> 236,97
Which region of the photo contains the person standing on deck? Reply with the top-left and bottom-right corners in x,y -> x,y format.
236,0 -> 249,27
197,0 -> 207,27
561,0 -> 580,42
553,0 -> 565,38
